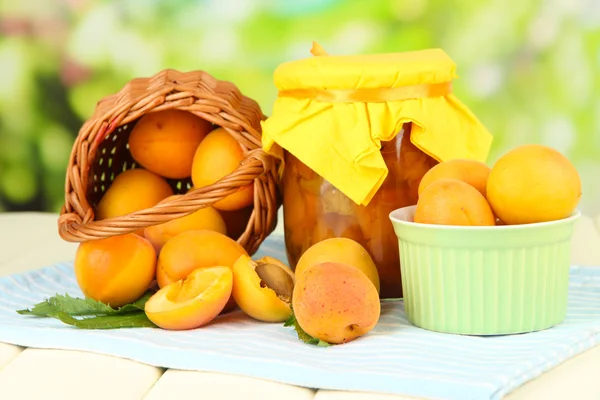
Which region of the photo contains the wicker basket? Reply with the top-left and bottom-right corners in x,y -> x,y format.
58,69 -> 280,255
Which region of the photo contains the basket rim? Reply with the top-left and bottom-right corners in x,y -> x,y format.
58,68 -> 281,253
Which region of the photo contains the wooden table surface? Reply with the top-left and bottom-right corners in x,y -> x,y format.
1,211 -> 599,400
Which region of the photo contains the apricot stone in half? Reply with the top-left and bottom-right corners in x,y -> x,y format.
145,266 -> 233,330
232,255 -> 295,322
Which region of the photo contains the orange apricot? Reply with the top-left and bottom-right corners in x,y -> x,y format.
191,127 -> 254,211
74,234 -> 156,307
414,178 -> 496,226
418,159 -> 491,198
292,262 -> 380,344
156,230 -> 248,312
128,109 -> 213,179
156,230 -> 247,287
232,255 -> 294,322
294,237 -> 380,294
487,144 -> 582,225
145,266 -> 233,330
143,195 -> 227,253
95,168 -> 173,236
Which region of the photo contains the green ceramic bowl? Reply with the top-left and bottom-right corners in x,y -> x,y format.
389,205 -> 581,335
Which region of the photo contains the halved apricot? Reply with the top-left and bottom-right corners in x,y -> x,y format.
145,266 -> 233,330
156,230 -> 247,288
232,255 -> 295,322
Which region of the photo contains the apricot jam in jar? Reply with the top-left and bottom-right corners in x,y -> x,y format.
282,123 -> 439,297
261,43 -> 493,298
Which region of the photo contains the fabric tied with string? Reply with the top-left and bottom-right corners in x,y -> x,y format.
261,42 -> 493,206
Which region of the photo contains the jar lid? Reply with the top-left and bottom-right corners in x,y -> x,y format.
274,47 -> 457,91
262,43 -> 493,207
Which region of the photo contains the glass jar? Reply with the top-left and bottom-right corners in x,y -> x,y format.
282,123 -> 438,298
262,44 -> 493,297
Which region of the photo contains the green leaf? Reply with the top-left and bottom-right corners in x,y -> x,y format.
16,300 -> 54,316
17,292 -> 153,317
52,311 -> 157,329
16,292 -> 157,330
284,307 -> 331,347
131,292 -> 153,310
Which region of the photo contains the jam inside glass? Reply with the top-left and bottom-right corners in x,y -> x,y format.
281,123 -> 438,298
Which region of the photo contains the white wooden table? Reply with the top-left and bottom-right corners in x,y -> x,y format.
1,212 -> 599,400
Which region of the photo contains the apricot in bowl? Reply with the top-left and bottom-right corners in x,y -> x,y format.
389,205 -> 580,335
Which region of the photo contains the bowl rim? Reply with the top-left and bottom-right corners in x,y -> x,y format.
389,205 -> 582,231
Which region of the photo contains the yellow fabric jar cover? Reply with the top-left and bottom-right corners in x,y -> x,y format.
261,43 -> 493,206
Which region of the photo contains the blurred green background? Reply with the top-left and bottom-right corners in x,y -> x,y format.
0,0 -> 598,216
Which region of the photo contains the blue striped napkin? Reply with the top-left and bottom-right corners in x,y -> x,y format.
0,234 -> 599,400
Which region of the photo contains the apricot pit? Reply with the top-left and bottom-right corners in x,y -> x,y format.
232,255 -> 295,322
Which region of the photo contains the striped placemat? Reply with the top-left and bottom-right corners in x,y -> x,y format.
0,234 -> 599,400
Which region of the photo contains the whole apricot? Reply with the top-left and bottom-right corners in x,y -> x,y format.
145,266 -> 233,330
487,144 -> 582,225
96,168 -> 173,226
143,195 -> 227,253
292,262 -> 380,344
232,255 -> 295,322
156,230 -> 248,311
74,234 -> 156,307
414,178 -> 496,226
128,109 -> 213,179
156,230 -> 247,287
294,237 -> 380,294
418,159 -> 491,198
191,127 -> 254,211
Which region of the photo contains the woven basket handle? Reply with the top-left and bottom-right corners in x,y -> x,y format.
58,147 -> 276,241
